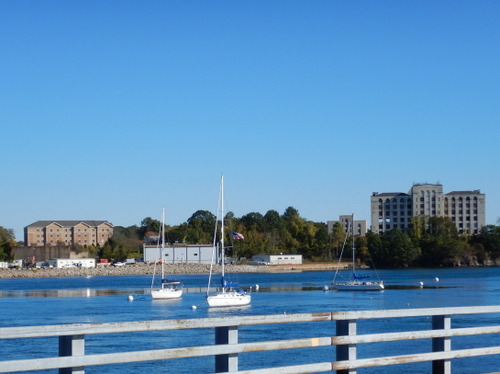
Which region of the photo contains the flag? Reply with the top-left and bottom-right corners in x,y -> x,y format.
232,231 -> 244,240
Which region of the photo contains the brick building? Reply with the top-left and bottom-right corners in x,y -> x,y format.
24,220 -> 113,247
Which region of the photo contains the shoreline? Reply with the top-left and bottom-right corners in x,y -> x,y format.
0,262 -> 350,279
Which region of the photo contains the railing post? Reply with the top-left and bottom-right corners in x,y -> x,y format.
432,314 -> 451,374
336,319 -> 357,374
215,325 -> 238,372
59,334 -> 85,374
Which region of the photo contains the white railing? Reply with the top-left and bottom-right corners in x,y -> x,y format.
1,305 -> 500,374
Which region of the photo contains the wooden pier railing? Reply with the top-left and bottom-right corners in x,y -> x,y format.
1,305 -> 500,374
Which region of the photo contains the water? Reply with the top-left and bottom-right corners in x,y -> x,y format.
1,267 -> 499,373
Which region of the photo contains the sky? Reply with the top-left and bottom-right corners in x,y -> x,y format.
1,1 -> 499,240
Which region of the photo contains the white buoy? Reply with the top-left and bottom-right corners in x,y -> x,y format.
255,284 -> 260,291
127,295 -> 134,301
419,282 -> 424,287
191,305 -> 197,310
323,285 -> 329,291
435,277 -> 439,282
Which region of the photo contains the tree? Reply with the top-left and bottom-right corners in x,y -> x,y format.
263,210 -> 283,252
381,229 -> 420,268
366,230 -> 385,267
281,207 -> 303,252
0,226 -> 16,261
419,217 -> 463,266
282,206 -> 299,221
329,222 -> 345,260
187,210 -> 216,231
264,210 -> 282,231
312,222 -> 330,260
138,217 -> 161,239
101,227 -> 143,260
473,225 -> 500,259
240,212 -> 265,232
185,210 -> 217,244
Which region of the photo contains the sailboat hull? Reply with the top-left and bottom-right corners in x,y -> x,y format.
151,286 -> 183,299
333,281 -> 384,291
206,291 -> 251,307
151,208 -> 184,300
331,214 -> 384,292
206,175 -> 252,308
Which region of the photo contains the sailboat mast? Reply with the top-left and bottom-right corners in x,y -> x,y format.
351,213 -> 355,273
220,175 -> 225,279
161,207 -> 165,279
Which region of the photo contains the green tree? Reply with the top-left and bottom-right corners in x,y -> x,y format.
264,210 -> 282,231
263,210 -> 283,252
382,229 -> 420,268
240,212 -> 265,232
329,222 -> 345,260
101,227 -> 143,260
419,216 -> 463,266
281,207 -> 302,252
312,222 -> 330,260
138,217 -> 161,239
366,230 -> 385,267
186,210 -> 216,244
472,225 -> 500,259
0,226 -> 16,261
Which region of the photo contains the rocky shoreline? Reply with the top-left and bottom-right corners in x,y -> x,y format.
0,262 -> 348,279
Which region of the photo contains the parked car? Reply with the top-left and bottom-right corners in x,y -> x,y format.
112,261 -> 126,267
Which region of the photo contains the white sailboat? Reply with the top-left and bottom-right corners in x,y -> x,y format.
151,208 -> 183,299
332,213 -> 384,291
206,175 -> 251,307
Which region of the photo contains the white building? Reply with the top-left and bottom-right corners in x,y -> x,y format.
48,258 -> 96,268
143,244 -> 215,264
251,254 -> 303,265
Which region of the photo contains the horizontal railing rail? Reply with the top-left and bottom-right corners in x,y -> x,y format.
1,306 -> 500,374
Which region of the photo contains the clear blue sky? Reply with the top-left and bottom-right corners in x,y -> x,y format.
1,1 -> 499,240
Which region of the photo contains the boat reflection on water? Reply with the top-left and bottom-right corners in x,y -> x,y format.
0,289 -> 137,298
0,283 -> 456,299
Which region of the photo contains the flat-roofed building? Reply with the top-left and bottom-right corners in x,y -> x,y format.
371,183 -> 485,235
47,258 -> 96,268
143,244 -> 214,264
327,215 -> 367,236
24,220 -> 113,247
443,190 -> 486,235
251,254 -> 303,265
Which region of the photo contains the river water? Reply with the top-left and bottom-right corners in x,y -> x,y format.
1,267 -> 499,373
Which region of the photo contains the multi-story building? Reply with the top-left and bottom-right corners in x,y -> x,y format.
327,215 -> 367,236
24,220 -> 113,247
371,183 -> 485,235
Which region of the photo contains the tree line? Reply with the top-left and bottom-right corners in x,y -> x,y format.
2,208 -> 499,268
97,208 -> 500,268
